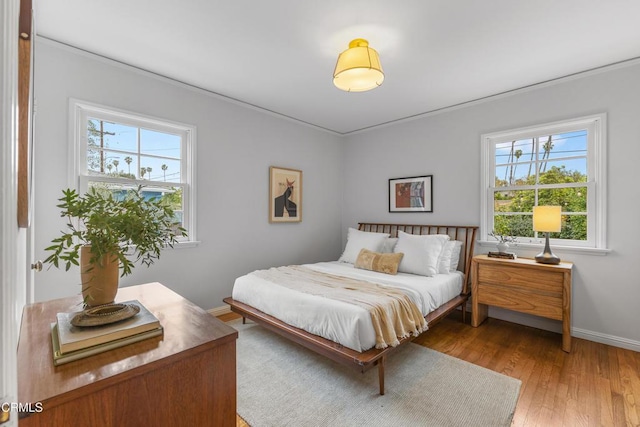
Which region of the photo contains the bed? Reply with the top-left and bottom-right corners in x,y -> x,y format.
224,223 -> 478,395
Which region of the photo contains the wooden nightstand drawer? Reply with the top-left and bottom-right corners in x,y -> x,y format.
477,284 -> 563,320
477,264 -> 562,295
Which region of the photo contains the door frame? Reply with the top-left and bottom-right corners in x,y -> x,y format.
1,0 -> 25,425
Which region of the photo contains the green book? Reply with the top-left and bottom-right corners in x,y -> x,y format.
51,323 -> 163,366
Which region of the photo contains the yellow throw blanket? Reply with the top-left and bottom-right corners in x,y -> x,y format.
252,265 -> 427,349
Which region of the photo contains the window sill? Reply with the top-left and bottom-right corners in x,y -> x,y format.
171,240 -> 200,249
477,240 -> 611,256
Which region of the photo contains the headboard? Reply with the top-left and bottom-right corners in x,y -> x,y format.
357,223 -> 478,294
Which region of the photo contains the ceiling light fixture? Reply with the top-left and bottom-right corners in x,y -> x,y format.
333,38 -> 384,92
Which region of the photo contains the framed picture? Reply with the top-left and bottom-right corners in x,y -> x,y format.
269,166 -> 302,223
389,175 -> 433,212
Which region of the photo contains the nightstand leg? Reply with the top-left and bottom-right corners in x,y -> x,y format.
562,330 -> 571,352
472,303 -> 488,327
562,271 -> 571,352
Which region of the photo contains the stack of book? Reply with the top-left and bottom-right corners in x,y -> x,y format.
51,300 -> 163,366
487,251 -> 517,259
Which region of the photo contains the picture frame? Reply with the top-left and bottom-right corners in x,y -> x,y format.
389,175 -> 433,212
269,166 -> 302,223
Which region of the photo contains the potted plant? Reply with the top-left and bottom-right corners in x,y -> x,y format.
44,186 -> 187,306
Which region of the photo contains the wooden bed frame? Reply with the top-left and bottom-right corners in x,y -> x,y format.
223,223 -> 478,395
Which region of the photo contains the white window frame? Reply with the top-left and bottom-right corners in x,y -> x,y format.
480,113 -> 608,255
69,99 -> 198,246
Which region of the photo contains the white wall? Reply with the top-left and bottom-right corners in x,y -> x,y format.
342,62 -> 640,350
32,36 -> 640,351
33,38 -> 344,310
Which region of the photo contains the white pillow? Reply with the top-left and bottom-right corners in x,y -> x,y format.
438,240 -> 463,274
394,231 -> 450,277
338,228 -> 389,264
381,237 -> 398,253
449,240 -> 463,272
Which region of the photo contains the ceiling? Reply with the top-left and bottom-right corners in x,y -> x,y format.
34,0 -> 640,135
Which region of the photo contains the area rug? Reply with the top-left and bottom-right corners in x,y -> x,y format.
233,320 -> 521,427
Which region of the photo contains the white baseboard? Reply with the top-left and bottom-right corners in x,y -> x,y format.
486,307 -> 640,352
572,328 -> 640,353
207,305 -> 231,317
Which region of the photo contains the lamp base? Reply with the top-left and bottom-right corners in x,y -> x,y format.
535,252 -> 561,265
535,232 -> 561,264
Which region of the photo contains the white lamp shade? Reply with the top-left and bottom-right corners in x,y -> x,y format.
533,206 -> 562,232
333,39 -> 384,92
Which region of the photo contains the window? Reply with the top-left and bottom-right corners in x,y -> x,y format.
71,100 -> 197,244
480,114 -> 607,252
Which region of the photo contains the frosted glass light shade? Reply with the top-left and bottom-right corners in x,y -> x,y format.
333,39 -> 384,92
533,206 -> 562,232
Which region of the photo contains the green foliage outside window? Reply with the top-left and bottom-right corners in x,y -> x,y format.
494,166 -> 587,241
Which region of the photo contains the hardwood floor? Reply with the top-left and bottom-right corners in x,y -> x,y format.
220,311 -> 640,426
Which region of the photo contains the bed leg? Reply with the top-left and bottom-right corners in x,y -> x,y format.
378,357 -> 385,395
242,316 -> 246,324
461,304 -> 466,324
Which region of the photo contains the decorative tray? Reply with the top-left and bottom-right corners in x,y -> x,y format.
71,303 -> 140,327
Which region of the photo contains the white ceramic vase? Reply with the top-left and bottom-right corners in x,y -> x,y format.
496,242 -> 509,253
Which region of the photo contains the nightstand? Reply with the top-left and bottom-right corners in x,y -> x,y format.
471,254 -> 573,352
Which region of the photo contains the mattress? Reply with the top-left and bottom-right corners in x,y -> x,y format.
232,261 -> 463,352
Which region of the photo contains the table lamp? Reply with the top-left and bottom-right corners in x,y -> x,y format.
533,206 -> 561,264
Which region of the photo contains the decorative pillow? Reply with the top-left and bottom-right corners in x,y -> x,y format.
338,228 -> 389,264
354,249 -> 404,275
448,240 -> 463,272
394,231 -> 450,277
381,237 -> 398,253
437,240 -> 463,274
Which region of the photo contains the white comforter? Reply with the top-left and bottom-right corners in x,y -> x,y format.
232,261 -> 463,352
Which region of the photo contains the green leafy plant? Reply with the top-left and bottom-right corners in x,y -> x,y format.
44,186 -> 187,277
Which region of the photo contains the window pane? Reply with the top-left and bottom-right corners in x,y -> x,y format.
139,156 -> 181,182
539,187 -> 587,212
537,131 -> 587,161
494,190 -> 535,213
495,166 -> 509,187
141,187 -> 184,229
87,150 -> 139,179
140,129 -> 181,159
88,151 -> 139,179
495,141 -> 515,166
104,151 -> 136,179
495,138 -> 538,186
496,164 -> 536,187
87,148 -> 104,175
494,214 -> 533,238
556,214 -> 587,241
87,182 -> 185,228
87,181 -> 141,200
538,161 -> 587,184
88,119 -> 138,152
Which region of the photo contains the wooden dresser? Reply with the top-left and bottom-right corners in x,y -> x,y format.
17,282 -> 237,427
471,255 -> 573,352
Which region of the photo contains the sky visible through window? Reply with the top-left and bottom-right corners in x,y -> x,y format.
88,119 -> 182,183
494,130 -> 587,186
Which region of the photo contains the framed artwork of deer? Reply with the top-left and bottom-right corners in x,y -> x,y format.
269,166 -> 302,223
